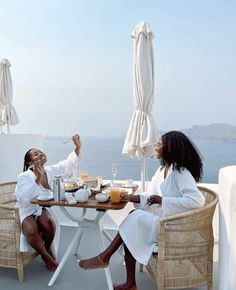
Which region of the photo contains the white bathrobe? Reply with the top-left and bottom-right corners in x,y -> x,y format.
119,165 -> 205,265
15,151 -> 78,252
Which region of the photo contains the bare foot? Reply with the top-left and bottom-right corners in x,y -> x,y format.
113,284 -> 137,290
41,252 -> 58,271
47,247 -> 56,260
78,255 -> 109,269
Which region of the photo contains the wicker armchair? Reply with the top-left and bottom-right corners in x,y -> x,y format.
146,186 -> 218,290
0,181 -> 38,282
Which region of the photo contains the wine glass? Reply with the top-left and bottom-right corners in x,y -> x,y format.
111,163 -> 117,183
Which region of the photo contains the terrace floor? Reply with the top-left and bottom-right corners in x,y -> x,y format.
0,224 -> 218,290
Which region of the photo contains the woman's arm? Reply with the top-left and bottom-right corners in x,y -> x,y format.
15,173 -> 42,206
120,193 -> 140,203
162,169 -> 205,216
49,135 -> 81,177
120,167 -> 164,207
72,134 -> 81,156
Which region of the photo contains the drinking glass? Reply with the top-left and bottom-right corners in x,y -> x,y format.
79,170 -> 89,180
111,163 -> 117,183
110,188 -> 120,203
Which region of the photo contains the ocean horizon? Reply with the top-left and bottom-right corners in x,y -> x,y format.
43,136 -> 236,184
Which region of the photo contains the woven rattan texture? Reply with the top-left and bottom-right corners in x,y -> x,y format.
146,186 -> 218,290
0,182 -> 38,282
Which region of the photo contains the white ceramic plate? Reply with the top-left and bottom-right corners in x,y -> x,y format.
122,184 -> 136,188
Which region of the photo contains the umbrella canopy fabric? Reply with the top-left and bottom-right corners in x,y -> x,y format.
0,58 -> 19,133
122,21 -> 157,160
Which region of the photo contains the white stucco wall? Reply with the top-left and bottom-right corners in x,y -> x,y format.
0,134 -> 43,182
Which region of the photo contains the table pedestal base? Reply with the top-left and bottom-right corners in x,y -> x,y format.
48,207 -> 113,290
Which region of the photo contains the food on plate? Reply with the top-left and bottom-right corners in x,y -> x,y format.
64,182 -> 77,190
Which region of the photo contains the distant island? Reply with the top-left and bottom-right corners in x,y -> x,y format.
45,123 -> 236,140
179,123 -> 236,140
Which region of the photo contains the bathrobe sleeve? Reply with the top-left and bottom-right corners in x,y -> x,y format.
47,151 -> 78,177
162,169 -> 205,216
15,172 -> 42,207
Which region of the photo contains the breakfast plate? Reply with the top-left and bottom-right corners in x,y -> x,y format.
65,187 -> 79,193
65,182 -> 79,193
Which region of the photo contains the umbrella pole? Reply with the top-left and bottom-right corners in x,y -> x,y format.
141,156 -> 145,192
7,123 -> 10,133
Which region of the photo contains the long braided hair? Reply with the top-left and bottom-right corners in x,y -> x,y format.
23,148 -> 33,172
160,131 -> 203,182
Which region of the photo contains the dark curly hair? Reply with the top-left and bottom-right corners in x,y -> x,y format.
160,131 -> 203,182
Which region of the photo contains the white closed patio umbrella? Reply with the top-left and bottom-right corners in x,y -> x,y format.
0,58 -> 19,133
122,21 -> 157,191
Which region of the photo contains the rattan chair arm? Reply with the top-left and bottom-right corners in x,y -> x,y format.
0,181 -> 17,186
159,196 -> 218,225
0,203 -> 18,211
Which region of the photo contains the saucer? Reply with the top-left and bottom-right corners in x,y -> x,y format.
122,184 -> 135,188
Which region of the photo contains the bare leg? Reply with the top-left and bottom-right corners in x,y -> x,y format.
78,232 -> 123,269
37,208 -> 55,255
22,215 -> 57,271
113,244 -> 136,290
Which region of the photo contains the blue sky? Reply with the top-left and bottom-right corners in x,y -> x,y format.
0,0 -> 235,137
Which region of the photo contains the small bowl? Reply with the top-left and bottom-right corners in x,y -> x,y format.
95,193 -> 110,203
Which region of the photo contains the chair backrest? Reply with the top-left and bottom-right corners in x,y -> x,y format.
0,182 -> 19,264
0,181 -> 17,205
148,186 -> 218,290
0,181 -> 38,282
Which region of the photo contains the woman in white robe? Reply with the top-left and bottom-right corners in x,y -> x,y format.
15,134 -> 81,271
78,131 -> 205,290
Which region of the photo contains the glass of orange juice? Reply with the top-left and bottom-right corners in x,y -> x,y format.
109,188 -> 120,203
79,170 -> 89,180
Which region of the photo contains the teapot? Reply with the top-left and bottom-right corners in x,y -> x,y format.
53,175 -> 65,201
74,188 -> 90,203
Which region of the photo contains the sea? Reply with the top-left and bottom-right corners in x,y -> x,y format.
43,136 -> 236,184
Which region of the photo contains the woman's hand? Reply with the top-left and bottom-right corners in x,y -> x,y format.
34,160 -> 45,185
147,195 -> 162,206
72,134 -> 81,156
120,192 -> 140,203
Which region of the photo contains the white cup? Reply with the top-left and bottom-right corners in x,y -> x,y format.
74,189 -> 89,203
125,179 -> 133,187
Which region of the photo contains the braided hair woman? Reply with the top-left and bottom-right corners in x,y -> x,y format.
15,134 -> 81,271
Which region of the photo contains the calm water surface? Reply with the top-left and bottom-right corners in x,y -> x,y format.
43,137 -> 236,184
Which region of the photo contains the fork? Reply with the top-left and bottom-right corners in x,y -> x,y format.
62,138 -> 71,144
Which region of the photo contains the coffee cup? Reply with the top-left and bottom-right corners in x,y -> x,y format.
109,188 -> 120,203
125,179 -> 133,187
